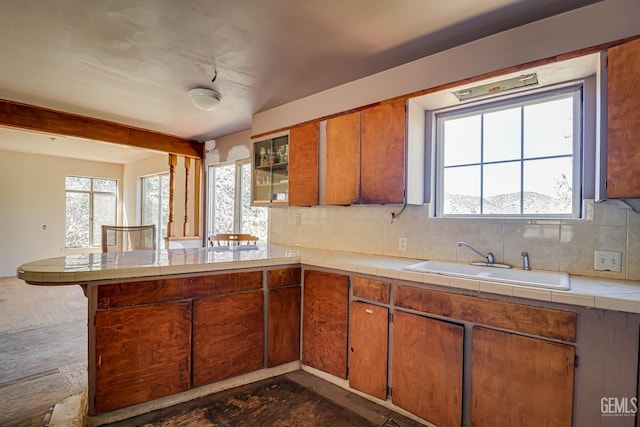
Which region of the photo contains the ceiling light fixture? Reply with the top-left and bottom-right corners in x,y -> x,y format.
188,88 -> 222,111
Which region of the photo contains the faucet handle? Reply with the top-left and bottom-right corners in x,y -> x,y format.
486,252 -> 495,264
521,251 -> 531,270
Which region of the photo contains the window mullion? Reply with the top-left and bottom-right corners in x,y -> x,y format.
520,106 -> 525,215
479,114 -> 484,215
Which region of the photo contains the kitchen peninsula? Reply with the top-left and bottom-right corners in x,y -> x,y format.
18,245 -> 640,426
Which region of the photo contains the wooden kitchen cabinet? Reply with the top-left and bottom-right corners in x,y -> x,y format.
361,101 -> 406,204
607,38 -> 640,198
302,270 -> 349,379
192,291 -> 264,386
326,111 -> 361,205
392,310 -> 463,427
288,122 -> 319,206
349,301 -> 389,400
253,135 -> 290,204
268,286 -> 301,367
94,301 -> 192,413
471,326 -> 575,426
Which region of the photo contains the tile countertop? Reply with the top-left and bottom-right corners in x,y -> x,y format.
17,244 -> 640,315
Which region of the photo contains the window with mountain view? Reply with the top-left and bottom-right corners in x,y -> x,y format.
435,86 -> 581,217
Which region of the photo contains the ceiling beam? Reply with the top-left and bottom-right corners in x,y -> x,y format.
0,99 -> 203,158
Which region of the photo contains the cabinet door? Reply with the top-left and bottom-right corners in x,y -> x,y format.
349,301 -> 388,400
361,101 -> 406,204
326,111 -> 361,205
268,286 -> 301,367
94,301 -> 191,413
471,326 -> 574,427
302,270 -> 349,379
289,122 -> 319,206
607,38 -> 640,198
392,310 -> 463,427
192,291 -> 264,386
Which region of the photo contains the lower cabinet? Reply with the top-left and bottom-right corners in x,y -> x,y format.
192,291 -> 264,386
471,326 -> 575,427
302,270 -> 349,378
349,301 -> 389,400
268,286 -> 301,367
94,301 -> 192,413
392,310 -> 464,427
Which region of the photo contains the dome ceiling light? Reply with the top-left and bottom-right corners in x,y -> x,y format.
189,69 -> 222,111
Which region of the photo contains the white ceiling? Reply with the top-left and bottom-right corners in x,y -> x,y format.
0,0 -> 600,162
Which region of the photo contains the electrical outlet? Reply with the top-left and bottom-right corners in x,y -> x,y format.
594,250 -> 622,272
398,237 -> 408,252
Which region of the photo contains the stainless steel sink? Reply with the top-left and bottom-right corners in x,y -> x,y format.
403,260 -> 570,290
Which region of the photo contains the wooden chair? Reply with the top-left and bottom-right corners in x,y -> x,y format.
101,225 -> 157,252
208,233 -> 259,247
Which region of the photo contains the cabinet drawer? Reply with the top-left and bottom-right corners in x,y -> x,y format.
394,284 -> 576,342
268,267 -> 301,288
352,276 -> 390,304
97,278 -> 190,309
187,270 -> 262,298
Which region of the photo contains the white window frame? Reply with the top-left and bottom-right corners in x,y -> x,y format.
206,159 -> 268,241
65,176 -> 118,248
141,172 -> 169,249
434,84 -> 583,218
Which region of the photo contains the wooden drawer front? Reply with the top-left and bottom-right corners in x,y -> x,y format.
268,286 -> 301,367
394,284 -> 576,342
392,310 -> 463,427
268,267 -> 301,288
97,278 -> 189,309
94,301 -> 191,413
352,276 -> 390,304
349,302 -> 389,400
302,270 -> 349,379
188,270 -> 262,297
471,326 -> 574,426
192,291 -> 264,386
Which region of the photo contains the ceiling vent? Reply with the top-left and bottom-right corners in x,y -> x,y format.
454,73 -> 538,101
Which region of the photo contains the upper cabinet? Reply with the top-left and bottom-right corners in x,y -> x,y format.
326,112 -> 361,205
252,135 -> 289,205
607,38 -> 640,198
361,101 -> 406,204
325,101 -> 407,205
289,122 -> 319,206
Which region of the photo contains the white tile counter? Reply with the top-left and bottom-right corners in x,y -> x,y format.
17,244 -> 640,314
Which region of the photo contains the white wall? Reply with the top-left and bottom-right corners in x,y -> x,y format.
260,0 -> 640,280
0,149 -> 122,277
204,129 -> 252,166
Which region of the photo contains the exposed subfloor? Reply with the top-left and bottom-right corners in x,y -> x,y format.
0,277 -> 88,426
105,371 -> 424,427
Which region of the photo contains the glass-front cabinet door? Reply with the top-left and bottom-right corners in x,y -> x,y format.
252,134 -> 289,205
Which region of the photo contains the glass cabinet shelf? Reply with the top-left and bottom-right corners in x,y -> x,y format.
252,135 -> 289,205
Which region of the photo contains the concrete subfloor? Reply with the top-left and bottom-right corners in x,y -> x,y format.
0,277 -> 88,426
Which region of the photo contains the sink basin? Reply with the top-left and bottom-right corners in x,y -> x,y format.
403,260 -> 570,290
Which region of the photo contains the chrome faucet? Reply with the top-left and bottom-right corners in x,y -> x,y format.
457,241 -> 495,264
521,252 -> 531,270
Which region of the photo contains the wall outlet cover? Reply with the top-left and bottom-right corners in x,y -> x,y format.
398,237 -> 408,252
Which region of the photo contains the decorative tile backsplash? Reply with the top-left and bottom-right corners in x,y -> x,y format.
269,200 -> 640,281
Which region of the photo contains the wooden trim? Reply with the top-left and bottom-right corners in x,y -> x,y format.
193,158 -> 202,237
394,284 -> 577,342
0,98 -> 203,158
251,34 -> 640,140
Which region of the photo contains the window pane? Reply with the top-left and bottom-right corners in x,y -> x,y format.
239,163 -> 268,242
65,176 -> 90,191
443,115 -> 481,166
142,176 -> 160,227
159,175 -> 169,242
93,178 -> 117,192
93,193 -> 117,246
213,165 -> 236,235
65,192 -> 90,247
483,162 -> 521,214
523,157 -> 573,214
483,107 -> 521,163
443,165 -> 480,214
524,97 -> 574,159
